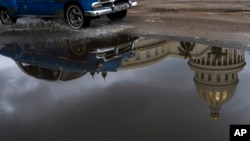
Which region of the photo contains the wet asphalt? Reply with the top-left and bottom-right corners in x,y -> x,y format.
1,0 -> 250,49
124,0 -> 250,49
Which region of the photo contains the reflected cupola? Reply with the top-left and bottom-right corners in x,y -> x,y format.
188,47 -> 245,120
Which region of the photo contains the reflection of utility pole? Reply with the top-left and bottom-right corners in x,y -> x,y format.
188,47 -> 245,120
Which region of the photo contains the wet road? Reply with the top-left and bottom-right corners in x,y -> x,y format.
2,0 -> 250,47
126,0 -> 250,48
1,0 -> 250,141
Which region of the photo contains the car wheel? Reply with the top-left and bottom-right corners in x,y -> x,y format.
107,10 -> 127,21
0,8 -> 14,25
96,62 -> 103,71
69,40 -> 87,57
66,5 -> 90,29
11,17 -> 17,24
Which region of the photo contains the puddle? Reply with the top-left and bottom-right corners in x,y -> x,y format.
0,33 -> 249,141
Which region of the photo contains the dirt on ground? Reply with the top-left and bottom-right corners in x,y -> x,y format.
125,0 -> 250,48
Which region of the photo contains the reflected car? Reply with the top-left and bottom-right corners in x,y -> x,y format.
0,34 -> 139,81
0,0 -> 137,29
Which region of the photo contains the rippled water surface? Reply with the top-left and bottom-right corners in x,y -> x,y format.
0,31 -> 250,141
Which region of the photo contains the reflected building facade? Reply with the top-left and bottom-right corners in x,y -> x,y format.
119,37 -> 208,70
119,38 -> 168,70
120,38 -> 246,120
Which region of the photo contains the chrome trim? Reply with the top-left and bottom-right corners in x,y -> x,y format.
85,0 -> 137,17
89,47 -> 115,54
96,53 -> 123,62
99,0 -> 116,2
90,37 -> 139,62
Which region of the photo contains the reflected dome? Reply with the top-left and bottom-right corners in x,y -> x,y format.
195,81 -> 237,119
118,39 -> 246,120
188,47 -> 245,119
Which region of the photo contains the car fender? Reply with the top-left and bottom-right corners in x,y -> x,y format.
0,0 -> 18,14
78,0 -> 97,11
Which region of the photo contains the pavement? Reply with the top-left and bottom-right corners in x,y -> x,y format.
124,0 -> 250,49
1,0 -> 250,49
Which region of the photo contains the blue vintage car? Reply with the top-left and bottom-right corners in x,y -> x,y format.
0,0 -> 137,29
0,34 -> 139,81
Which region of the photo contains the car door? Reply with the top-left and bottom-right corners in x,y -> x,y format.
16,0 -> 29,15
25,0 -> 53,15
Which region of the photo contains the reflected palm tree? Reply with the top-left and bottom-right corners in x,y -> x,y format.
207,46 -> 227,60
178,42 -> 195,59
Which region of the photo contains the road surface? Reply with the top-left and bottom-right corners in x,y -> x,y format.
1,0 -> 250,49
124,0 -> 250,49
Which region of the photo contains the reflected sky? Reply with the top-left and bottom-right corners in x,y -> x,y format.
0,38 -> 250,141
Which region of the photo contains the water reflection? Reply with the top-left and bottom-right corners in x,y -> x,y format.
0,35 -> 249,141
119,37 -> 246,119
1,36 -> 245,119
0,34 -> 138,81
188,45 -> 245,120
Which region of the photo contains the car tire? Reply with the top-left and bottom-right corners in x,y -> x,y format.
107,10 -> 127,21
66,4 -> 90,29
11,17 -> 17,24
0,8 -> 14,25
69,40 -> 87,58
